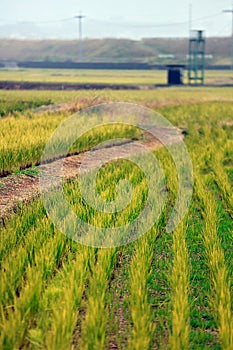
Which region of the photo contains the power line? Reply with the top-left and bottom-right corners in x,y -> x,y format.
34,17 -> 73,24
0,12 -> 222,27
0,17 -> 74,24
87,12 -> 222,28
0,11 -> 228,41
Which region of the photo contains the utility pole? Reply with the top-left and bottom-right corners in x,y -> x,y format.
74,12 -> 86,62
223,3 -> 233,70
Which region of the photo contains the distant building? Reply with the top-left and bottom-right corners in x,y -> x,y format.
0,61 -> 18,68
158,54 -> 176,59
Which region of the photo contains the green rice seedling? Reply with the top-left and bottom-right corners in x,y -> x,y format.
0,215 -> 58,307
79,248 -> 117,350
0,230 -> 67,349
0,268 -> 43,350
0,200 -> 46,264
195,175 -> 233,350
168,222 -> 190,350
210,149 -> 233,218
41,246 -> 95,350
0,112 -> 141,175
157,148 -> 190,350
0,98 -> 51,117
0,112 -> 65,174
128,227 -> 158,350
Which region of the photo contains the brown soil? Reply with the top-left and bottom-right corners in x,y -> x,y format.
0,80 -> 232,91
0,81 -> 155,91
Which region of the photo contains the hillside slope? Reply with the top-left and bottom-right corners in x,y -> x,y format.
0,37 -> 231,65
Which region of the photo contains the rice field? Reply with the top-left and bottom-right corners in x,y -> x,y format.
0,68 -> 232,85
0,79 -> 232,349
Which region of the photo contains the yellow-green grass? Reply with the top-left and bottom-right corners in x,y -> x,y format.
0,68 -> 167,85
0,86 -> 232,112
194,174 -> 233,350
169,222 -> 190,350
79,248 -> 117,350
0,98 -> 52,117
211,149 -> 233,218
0,90 -> 232,349
0,113 -> 142,175
38,246 -> 95,350
0,68 -> 232,85
0,219 -> 68,348
0,87 -> 232,177
128,227 -> 158,350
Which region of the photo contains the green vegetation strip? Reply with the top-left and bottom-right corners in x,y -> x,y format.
0,113 -> 141,176
128,228 -> 157,350
79,249 -> 117,350
169,222 -> 190,350
0,227 -> 67,348
195,175 -> 233,350
29,245 -> 95,350
0,98 -> 52,117
211,151 -> 233,218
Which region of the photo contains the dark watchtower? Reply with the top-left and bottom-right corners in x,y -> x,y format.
188,30 -> 205,85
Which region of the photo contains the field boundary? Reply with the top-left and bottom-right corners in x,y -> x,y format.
0,81 -> 233,90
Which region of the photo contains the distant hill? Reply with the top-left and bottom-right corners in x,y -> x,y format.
0,37 -> 231,66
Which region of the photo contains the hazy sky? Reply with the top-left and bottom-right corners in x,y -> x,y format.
0,0 -> 232,39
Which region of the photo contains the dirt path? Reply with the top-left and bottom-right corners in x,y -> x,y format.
0,130 -> 181,224
0,80 -> 233,91
0,81 -> 155,91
